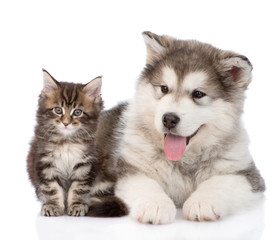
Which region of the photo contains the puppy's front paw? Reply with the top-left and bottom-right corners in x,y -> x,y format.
41,204 -> 64,216
67,203 -> 89,216
183,193 -> 225,222
131,197 -> 176,224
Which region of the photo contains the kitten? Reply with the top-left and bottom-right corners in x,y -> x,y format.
27,69 -> 128,217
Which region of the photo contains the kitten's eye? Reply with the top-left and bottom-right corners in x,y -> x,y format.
192,90 -> 206,99
54,107 -> 63,115
161,85 -> 169,94
73,109 -> 83,117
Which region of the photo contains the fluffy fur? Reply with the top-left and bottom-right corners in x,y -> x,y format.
27,70 -> 128,217
96,32 -> 265,224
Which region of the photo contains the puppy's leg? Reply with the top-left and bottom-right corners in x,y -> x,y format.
183,174 -> 263,221
115,174 -> 176,224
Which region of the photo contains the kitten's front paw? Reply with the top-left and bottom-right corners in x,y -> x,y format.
41,204 -> 64,216
131,197 -> 176,224
183,193 -> 225,222
67,203 -> 89,216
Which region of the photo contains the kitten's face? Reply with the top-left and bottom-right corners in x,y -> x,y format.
37,70 -> 103,139
51,99 -> 88,136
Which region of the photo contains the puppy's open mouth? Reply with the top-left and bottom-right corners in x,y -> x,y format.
164,127 -> 201,161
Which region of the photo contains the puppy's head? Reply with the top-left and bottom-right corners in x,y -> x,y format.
135,32 -> 252,160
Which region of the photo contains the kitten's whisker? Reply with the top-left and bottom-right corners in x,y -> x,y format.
78,128 -> 94,140
40,125 -> 56,139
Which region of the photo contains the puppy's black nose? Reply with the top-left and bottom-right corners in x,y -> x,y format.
162,113 -> 180,129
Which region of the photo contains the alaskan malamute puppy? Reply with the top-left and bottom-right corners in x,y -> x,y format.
96,32 -> 265,224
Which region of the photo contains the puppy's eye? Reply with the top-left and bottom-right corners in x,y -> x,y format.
161,86 -> 169,94
192,90 -> 206,99
73,109 -> 83,117
54,107 -> 63,115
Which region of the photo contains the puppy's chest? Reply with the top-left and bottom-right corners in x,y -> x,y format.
44,143 -> 89,179
151,161 -> 194,207
149,153 -> 214,207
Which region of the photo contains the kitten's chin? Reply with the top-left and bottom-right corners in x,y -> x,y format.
57,124 -> 77,136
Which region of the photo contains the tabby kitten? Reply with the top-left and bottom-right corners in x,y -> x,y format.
27,70 -> 128,217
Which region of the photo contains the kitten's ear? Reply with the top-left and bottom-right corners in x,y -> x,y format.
83,76 -> 102,101
42,69 -> 58,94
142,31 -> 173,64
219,55 -> 253,89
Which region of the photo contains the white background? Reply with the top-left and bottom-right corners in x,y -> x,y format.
1,0 -> 279,239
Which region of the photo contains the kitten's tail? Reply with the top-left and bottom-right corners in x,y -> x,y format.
86,196 -> 128,217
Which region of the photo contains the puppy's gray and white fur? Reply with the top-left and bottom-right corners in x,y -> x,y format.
96,32 -> 265,224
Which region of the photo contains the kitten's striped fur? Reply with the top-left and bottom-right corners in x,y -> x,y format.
27,70 -> 127,217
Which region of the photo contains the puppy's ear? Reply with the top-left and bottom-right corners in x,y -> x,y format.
83,76 -> 102,102
142,31 -> 172,64
219,55 -> 253,89
42,69 -> 59,95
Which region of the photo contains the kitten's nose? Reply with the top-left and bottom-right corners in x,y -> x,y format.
63,122 -> 70,127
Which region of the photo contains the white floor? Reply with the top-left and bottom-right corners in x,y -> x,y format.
2,181 -> 280,240
35,207 -> 264,240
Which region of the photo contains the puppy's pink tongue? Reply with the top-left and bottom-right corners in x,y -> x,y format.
164,134 -> 186,161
